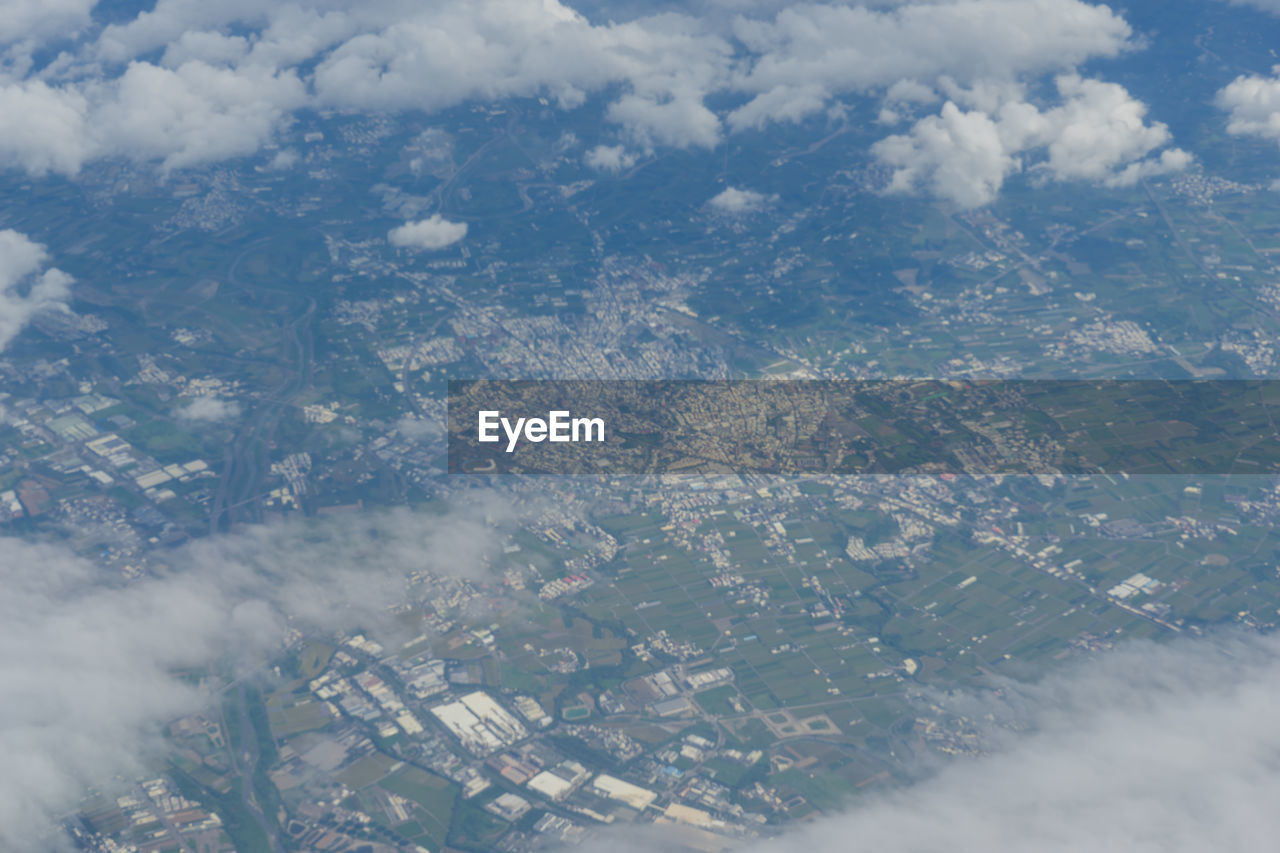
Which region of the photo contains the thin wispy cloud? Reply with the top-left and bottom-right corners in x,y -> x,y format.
578,632 -> 1280,853
0,500 -> 518,850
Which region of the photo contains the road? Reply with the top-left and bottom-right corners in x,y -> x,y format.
210,298 -> 314,532
222,684 -> 285,853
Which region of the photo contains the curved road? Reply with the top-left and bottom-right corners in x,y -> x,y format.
210,298 -> 314,532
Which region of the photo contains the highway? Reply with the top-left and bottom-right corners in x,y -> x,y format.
210,297 -> 314,532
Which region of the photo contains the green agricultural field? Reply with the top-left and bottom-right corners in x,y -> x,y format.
337,753 -> 399,790
378,766 -> 458,851
267,701 -> 332,738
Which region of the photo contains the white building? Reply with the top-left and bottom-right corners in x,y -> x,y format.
430,692 -> 528,756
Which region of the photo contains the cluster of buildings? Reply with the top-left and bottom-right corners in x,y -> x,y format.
0,387 -> 215,526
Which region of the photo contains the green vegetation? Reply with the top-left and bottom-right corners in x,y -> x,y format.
378,765 -> 458,850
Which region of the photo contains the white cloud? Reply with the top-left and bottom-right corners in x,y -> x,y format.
176,396 -> 241,423
606,90 -> 724,149
884,78 -> 938,105
581,632 -> 1280,853
267,147 -> 299,169
727,0 -> 1134,130
1218,67 -> 1280,146
91,61 -> 308,173
308,1 -> 732,149
0,82 -> 93,176
0,503 -> 517,850
388,214 -> 469,250
95,0 -> 271,64
875,102 -> 1014,209
584,143 -> 637,171
0,0 -> 96,50
159,29 -> 253,67
0,230 -> 72,352
1034,76 -> 1192,186
721,82 -> 829,132
0,0 -> 1184,210
707,185 -> 773,214
874,75 -> 1190,208
0,61 -> 305,176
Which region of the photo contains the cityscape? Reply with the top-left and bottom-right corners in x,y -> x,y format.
4,1 -> 1280,852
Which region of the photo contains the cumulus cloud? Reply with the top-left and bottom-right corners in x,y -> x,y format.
388,214 -> 468,250
0,502 -> 517,850
707,185 -> 773,214
876,79 -> 940,125
0,82 -> 93,177
875,102 -> 1014,208
0,0 -> 1163,194
1218,67 -> 1280,146
606,89 -> 724,149
1028,76 -> 1192,185
95,0 -> 272,64
308,1 -> 733,149
176,396 -> 242,423
92,61 -> 308,173
0,0 -> 97,50
581,632 -> 1280,853
726,0 -> 1133,130
0,0 -> 1202,210
85,0 -> 722,157
0,229 -> 72,352
0,60 -> 305,175
585,143 -> 638,171
874,75 -> 1190,208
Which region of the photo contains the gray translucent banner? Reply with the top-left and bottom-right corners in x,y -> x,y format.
446,380 -> 1280,476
